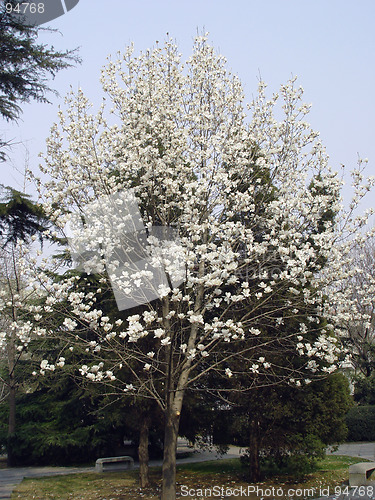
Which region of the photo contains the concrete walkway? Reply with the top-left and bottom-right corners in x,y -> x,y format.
328,442 -> 375,461
0,443 -> 374,499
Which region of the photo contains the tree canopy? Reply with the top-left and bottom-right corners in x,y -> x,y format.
7,35 -> 374,499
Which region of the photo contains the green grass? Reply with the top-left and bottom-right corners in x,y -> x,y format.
11,455 -> 372,499
316,455 -> 365,471
178,457 -> 242,474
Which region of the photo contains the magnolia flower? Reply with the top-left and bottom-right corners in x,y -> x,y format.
63,318 -> 77,331
154,328 -> 165,338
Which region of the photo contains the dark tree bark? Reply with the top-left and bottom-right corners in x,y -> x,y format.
7,372 -> 16,466
138,414 -> 151,488
161,407 -> 180,500
6,321 -> 17,467
249,418 -> 261,483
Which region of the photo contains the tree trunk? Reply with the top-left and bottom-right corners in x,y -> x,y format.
249,418 -> 261,483
7,380 -> 16,467
8,380 -> 16,435
159,290 -> 200,500
7,328 -> 17,468
138,415 -> 150,488
161,407 -> 180,500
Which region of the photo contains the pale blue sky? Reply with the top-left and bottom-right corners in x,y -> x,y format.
2,0 -> 374,211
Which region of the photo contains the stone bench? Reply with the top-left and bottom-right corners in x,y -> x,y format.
95,455 -> 134,473
349,462 -> 375,486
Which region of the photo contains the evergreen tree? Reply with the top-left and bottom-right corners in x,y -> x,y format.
0,0 -> 80,159
0,184 -> 50,246
0,185 -> 53,465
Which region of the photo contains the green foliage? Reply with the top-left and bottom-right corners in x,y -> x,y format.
354,374 -> 375,405
200,161 -> 345,482
241,434 -> 325,479
0,372 -> 130,465
346,405 -> 375,442
0,1 -> 80,123
0,1 -> 80,160
184,373 -> 352,481
0,337 -> 165,466
0,254 -> 165,466
0,184 -> 50,246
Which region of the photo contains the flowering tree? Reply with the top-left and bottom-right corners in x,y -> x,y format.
27,36 -> 374,499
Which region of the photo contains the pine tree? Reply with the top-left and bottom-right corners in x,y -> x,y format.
0,0 -> 80,159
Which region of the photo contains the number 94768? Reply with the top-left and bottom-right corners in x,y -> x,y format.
6,3 -> 45,14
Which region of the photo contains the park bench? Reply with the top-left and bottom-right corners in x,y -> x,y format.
349,462 -> 375,486
95,455 -> 134,473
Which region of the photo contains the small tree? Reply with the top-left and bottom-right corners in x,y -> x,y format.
216,374 -> 352,481
0,241 -> 43,464
0,185 -> 52,464
27,36 -> 374,500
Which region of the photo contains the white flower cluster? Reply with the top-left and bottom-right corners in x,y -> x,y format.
79,363 -> 116,382
22,34 -> 373,397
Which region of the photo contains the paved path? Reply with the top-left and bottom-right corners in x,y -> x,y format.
0,443 -> 374,499
328,442 -> 375,461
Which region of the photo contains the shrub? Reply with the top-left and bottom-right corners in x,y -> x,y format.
346,405 -> 375,441
240,434 -> 325,480
354,375 -> 375,405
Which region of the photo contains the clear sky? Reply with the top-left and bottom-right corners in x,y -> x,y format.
2,0 -> 374,211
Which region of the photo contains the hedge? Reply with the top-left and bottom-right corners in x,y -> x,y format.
346,405 -> 375,442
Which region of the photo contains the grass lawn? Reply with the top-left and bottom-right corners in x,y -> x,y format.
11,455 -> 369,499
